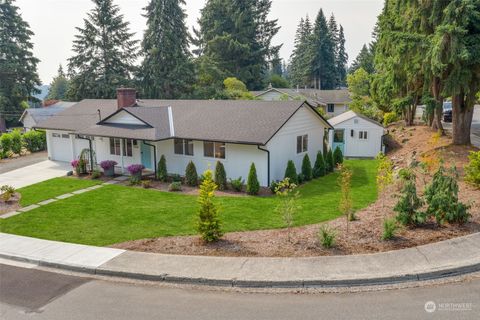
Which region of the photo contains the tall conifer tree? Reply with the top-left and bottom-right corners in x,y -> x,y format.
311,9 -> 336,89
47,65 -> 69,100
67,0 -> 138,100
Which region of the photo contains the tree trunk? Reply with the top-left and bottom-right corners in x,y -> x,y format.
431,77 -> 444,134
452,93 -> 474,145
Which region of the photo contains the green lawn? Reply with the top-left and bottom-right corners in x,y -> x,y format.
17,177 -> 103,206
1,160 -> 378,246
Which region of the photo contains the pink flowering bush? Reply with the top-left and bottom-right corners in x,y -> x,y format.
71,160 -> 79,168
127,164 -> 144,175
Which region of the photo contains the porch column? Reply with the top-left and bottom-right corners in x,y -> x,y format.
70,134 -> 75,160
120,138 -> 125,174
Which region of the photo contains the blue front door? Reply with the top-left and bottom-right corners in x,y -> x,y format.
141,142 -> 152,169
332,129 -> 345,155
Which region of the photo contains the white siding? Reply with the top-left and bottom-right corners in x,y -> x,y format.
326,104 -> 349,117
266,106 -> 326,182
155,140 -> 269,186
104,111 -> 145,125
94,137 -> 142,170
329,116 -> 384,158
46,130 -> 73,162
21,114 -> 36,131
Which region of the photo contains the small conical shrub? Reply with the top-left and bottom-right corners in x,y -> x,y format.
313,151 -> 326,178
157,155 -> 167,181
301,154 -> 313,181
284,160 -> 298,184
197,169 -> 223,242
214,161 -> 227,190
185,161 -> 198,186
246,163 -> 260,195
326,149 -> 334,172
333,146 -> 344,166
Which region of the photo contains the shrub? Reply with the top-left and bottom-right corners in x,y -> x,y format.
313,151 -> 326,178
10,130 -> 22,154
0,185 -> 15,202
269,180 -> 280,193
381,218 -> 397,240
424,166 -> 470,225
157,155 -> 167,181
22,130 -> 46,152
325,149 -> 334,172
168,181 -> 182,191
338,164 -> 355,223
100,160 -> 117,170
383,112 -> 398,126
274,178 -> 300,243
129,175 -> 141,185
465,151 -> 480,188
197,169 -> 223,242
229,177 -> 244,192
185,161 -> 198,186
301,154 -> 313,181
91,169 -> 101,179
297,173 -> 305,184
0,133 -> 13,158
246,163 -> 260,195
170,173 -> 182,182
284,160 -> 298,184
394,169 -> 425,226
333,146 -> 343,166
318,225 -> 336,248
214,161 -> 227,190
141,180 -> 152,189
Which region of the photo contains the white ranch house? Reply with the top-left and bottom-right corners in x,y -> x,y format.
37,88 -> 332,186
328,111 -> 386,158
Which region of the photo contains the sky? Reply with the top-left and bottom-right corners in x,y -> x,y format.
15,0 -> 384,85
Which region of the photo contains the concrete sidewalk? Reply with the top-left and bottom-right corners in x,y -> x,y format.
1,232 -> 479,288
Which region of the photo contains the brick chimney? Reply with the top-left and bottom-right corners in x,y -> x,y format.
116,88 -> 137,109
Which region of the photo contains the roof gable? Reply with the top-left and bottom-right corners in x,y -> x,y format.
101,109 -> 150,126
328,110 -> 384,128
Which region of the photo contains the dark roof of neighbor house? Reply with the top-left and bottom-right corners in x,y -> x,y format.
19,101 -> 77,124
36,99 -> 332,145
252,88 -> 352,106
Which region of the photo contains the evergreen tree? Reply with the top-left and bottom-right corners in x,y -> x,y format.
185,161 -> 198,186
214,160 -> 227,190
313,151 -> 326,178
288,15 -> 314,88
246,162 -> 260,195
67,0 -> 138,100
336,25 -> 348,87
333,146 -> 344,166
140,0 -> 193,99
157,155 -> 167,181
349,44 -> 374,74
47,65 -> 69,100
301,154 -> 313,181
311,9 -> 336,89
197,169 -> 223,242
284,160 -> 298,184
326,149 -> 334,172
0,0 -> 40,130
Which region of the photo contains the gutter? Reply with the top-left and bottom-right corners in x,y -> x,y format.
257,145 -> 270,186
76,135 -> 94,172
143,141 -> 157,179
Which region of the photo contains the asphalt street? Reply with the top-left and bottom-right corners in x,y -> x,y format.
1,263 -> 479,320
442,105 -> 480,148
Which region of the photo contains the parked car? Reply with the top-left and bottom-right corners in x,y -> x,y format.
443,101 -> 452,122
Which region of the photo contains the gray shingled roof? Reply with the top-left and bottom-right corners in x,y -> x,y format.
253,88 -> 351,105
36,99 -> 331,145
19,101 -> 77,124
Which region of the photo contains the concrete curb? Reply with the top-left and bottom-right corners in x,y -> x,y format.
1,232 -> 480,288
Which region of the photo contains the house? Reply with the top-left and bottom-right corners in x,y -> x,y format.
328,110 -> 385,158
251,87 -> 351,117
35,88 -> 332,186
19,101 -> 76,131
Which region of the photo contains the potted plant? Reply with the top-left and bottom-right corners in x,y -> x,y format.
127,164 -> 144,181
100,160 -> 117,177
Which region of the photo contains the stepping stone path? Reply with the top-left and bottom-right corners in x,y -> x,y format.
0,177 -> 127,219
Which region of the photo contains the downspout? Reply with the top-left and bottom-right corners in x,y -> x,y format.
143,141 -> 157,179
76,135 -> 94,172
257,145 -> 270,186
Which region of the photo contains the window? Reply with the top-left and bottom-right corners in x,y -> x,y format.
296,135 -> 308,154
350,129 -> 354,137
52,133 -> 60,138
203,141 -> 225,159
174,138 -> 194,156
354,119 -> 359,124
333,130 -> 344,143
61,134 -> 69,139
359,131 -> 368,140
109,138 -> 133,156
327,104 -> 334,113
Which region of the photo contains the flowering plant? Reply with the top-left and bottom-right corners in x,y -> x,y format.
127,164 -> 144,175
71,159 -> 79,168
100,160 -> 118,170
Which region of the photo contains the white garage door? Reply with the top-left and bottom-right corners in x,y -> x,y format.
50,132 -> 72,162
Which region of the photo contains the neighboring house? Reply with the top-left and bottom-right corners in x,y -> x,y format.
251,87 -> 351,117
36,88 -> 332,186
328,111 -> 385,158
19,101 -> 76,131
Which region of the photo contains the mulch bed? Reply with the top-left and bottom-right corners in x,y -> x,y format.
0,193 -> 21,215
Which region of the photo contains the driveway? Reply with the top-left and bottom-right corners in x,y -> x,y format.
0,151 -> 48,174
0,160 -> 71,189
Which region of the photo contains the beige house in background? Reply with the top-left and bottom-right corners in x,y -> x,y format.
251,87 -> 351,118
